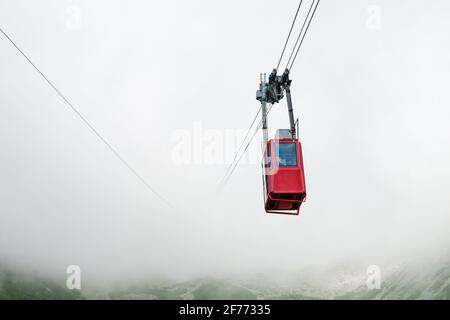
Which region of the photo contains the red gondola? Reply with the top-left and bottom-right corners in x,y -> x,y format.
257,69 -> 307,215
262,131 -> 306,215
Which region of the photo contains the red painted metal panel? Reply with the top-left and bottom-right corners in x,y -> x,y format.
263,138 -> 306,215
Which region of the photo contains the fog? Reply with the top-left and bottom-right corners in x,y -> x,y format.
1,0 -> 450,286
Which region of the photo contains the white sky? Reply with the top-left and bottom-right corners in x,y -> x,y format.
1,0 -> 450,282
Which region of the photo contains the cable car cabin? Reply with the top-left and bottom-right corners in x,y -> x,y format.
263,132 -> 306,215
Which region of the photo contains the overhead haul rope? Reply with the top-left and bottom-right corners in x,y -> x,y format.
284,0 -> 317,70
0,27 -> 173,208
220,104 -> 273,185
219,105 -> 261,185
276,0 -> 304,71
288,0 -> 321,71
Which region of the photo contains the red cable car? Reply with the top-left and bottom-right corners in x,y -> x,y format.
262,130 -> 306,215
257,69 -> 307,215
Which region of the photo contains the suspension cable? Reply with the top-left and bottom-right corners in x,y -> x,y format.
0,26 -> 173,208
221,104 -> 273,185
276,0 -> 303,71
219,106 -> 262,184
288,0 -> 321,71
284,0 -> 316,70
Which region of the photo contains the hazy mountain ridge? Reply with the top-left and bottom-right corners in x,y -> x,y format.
108,259 -> 450,300
1,257 -> 450,299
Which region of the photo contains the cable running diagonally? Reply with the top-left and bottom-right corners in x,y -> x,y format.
0,27 -> 173,208
275,0 -> 303,70
219,106 -> 262,184
284,0 -> 316,70
221,104 -> 273,185
288,0 -> 321,71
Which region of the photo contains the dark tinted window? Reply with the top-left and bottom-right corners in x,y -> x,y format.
277,142 -> 297,166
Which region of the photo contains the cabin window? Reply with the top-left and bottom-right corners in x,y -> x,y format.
276,142 -> 297,166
